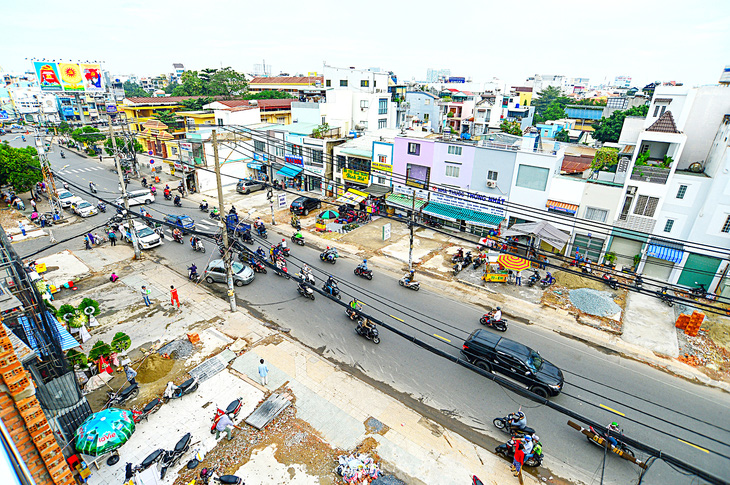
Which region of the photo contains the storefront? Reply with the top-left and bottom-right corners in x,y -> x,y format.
642,238 -> 684,280
422,201 -> 503,236
247,161 -> 267,181
385,193 -> 427,217
570,234 -> 606,262
677,253 -> 722,290
275,163 -> 303,189
607,230 -> 647,271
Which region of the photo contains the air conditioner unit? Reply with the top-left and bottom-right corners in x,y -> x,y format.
627,186 -> 637,195
486,180 -> 497,188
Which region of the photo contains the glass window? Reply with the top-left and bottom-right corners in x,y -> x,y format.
447,145 -> 462,155
361,80 -> 369,87
584,207 -> 608,223
487,171 -> 498,181
326,80 -> 331,87
445,165 -> 460,178
633,195 -> 659,217
336,155 -> 346,170
378,99 -> 388,115
291,145 -> 302,157
254,140 -> 265,152
340,80 -> 348,87
722,215 -> 730,233
275,146 -> 284,157
677,185 -> 687,199
378,119 -> 387,129
664,219 -> 674,232
311,150 -> 323,167
406,163 -> 429,188
407,142 -> 420,155
515,165 -> 549,191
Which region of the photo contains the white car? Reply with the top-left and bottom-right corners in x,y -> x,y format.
121,221 -> 162,250
57,190 -> 83,209
73,200 -> 98,218
115,189 -> 154,207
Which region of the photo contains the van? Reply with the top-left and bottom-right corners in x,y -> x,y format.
115,189 -> 154,207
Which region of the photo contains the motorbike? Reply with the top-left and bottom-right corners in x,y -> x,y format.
492,414 -> 536,437
210,398 -> 243,434
134,448 -> 164,473
472,256 -> 484,270
354,266 -> 373,280
634,273 -> 643,290
495,439 -> 543,467
240,231 -> 253,245
244,257 -> 267,274
320,248 -> 338,264
276,243 -> 290,258
345,307 -> 361,321
601,273 -> 619,290
141,179 -> 148,188
192,239 -> 206,253
159,433 -> 191,479
172,232 -> 184,244
355,318 -> 380,344
691,282 -> 707,299
164,192 -> 172,201
298,283 -> 315,300
291,215 -> 301,230
89,184 -> 97,194
199,203 -> 209,213
199,467 -> 243,485
60,151 -> 65,159
97,202 -> 107,213
106,383 -> 139,406
131,398 -> 162,424
526,270 -> 541,288
452,249 -> 464,263
463,251 -> 473,267
479,311 -> 508,332
274,259 -> 290,279
174,198 -> 182,208
322,281 -> 341,300
188,266 -> 199,281
298,271 -> 315,285
587,425 -> 634,457
162,378 -> 199,403
291,233 -> 305,246
540,273 -> 555,289
399,275 -> 420,291
256,226 -> 268,239
453,261 -> 464,275
210,209 -> 220,220
657,287 -> 674,307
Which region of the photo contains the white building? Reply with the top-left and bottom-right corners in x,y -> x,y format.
323,65 -> 390,93
292,89 -> 396,134
9,86 -> 59,123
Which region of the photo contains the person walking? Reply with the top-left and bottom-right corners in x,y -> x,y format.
84,235 -> 91,250
124,364 -> 137,386
258,359 -> 269,386
108,229 -> 116,246
141,286 -> 151,306
18,221 -> 26,237
170,285 -> 180,308
515,270 -> 522,286
30,198 -> 36,211
511,442 -> 525,478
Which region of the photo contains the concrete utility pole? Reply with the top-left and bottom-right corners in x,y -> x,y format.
408,189 -> 416,271
109,113 -> 141,259
212,130 -> 237,312
33,127 -> 61,214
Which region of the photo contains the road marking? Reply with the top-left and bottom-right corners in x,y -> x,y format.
677,439 -> 709,453
433,334 -> 451,343
599,404 -> 625,416
388,314 -> 404,322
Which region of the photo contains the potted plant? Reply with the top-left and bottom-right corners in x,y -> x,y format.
66,349 -> 89,369
603,252 -> 617,268
632,254 -> 642,271
78,298 -> 100,326
88,340 -> 112,362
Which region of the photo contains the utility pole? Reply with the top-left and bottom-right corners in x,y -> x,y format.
212,130 -> 237,312
109,112 -> 140,259
408,189 -> 416,271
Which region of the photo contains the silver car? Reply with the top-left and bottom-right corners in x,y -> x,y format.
204,259 -> 255,286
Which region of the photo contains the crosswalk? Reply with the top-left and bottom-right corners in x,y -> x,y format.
57,166 -> 104,175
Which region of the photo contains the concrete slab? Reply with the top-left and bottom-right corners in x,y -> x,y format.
36,250 -> 91,284
231,445 -> 319,485
622,291 -> 679,357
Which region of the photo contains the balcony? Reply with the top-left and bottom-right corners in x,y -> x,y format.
614,214 -> 656,233
630,165 -> 670,184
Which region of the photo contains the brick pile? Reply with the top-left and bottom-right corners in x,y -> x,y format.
675,311 -> 705,337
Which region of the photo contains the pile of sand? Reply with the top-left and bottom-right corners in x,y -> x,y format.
136,353 -> 174,383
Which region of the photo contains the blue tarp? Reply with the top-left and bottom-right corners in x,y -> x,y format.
46,312 -> 80,351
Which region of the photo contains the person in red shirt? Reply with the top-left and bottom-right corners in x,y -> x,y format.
170,285 -> 180,308
511,442 -> 524,477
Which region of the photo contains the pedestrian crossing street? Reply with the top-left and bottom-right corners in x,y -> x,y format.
57,166 -> 104,175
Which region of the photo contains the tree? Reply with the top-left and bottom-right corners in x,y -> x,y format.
171,70 -> 205,97
208,67 -> 248,98
181,96 -> 215,111
57,121 -> 71,136
555,130 -> 570,142
591,104 -> 649,143
531,86 -> 571,124
153,110 -> 179,126
104,136 -> 143,156
123,80 -> 150,98
0,143 -> 43,192
535,101 -> 566,124
500,120 -> 523,136
311,122 -> 331,139
243,90 -> 295,100
71,126 -> 104,146
591,147 -> 619,171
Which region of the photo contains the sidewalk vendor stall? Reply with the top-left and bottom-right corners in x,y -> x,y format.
482,254 -> 531,283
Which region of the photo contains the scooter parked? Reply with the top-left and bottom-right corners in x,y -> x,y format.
159,433 -> 191,479
106,383 -> 139,406
526,269 -> 541,287
162,378 -> 199,403
131,398 -> 162,424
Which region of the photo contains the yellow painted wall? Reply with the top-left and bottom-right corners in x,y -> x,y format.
518,92 -> 532,106
260,111 -> 292,124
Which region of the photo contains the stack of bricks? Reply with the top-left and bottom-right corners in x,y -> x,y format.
675,311 -> 706,337
0,324 -> 75,485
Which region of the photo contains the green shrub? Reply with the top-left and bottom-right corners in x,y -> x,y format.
66,349 -> 88,368
78,297 -> 100,317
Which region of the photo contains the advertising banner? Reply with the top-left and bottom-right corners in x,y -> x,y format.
343,169 -> 369,185
371,161 -> 393,173
429,187 -> 507,217
33,61 -> 104,92
57,63 -> 84,92
34,62 -> 63,92
285,155 -> 303,166
81,63 -> 104,92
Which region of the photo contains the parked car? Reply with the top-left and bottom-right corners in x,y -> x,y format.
203,259 -> 255,286
163,214 -> 195,233
121,221 -> 162,250
57,190 -> 83,209
115,189 -> 154,207
289,196 -> 321,216
236,179 -> 264,194
73,200 -> 98,218
460,329 -> 564,398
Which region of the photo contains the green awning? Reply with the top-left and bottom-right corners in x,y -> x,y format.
386,194 -> 427,211
423,201 -> 503,228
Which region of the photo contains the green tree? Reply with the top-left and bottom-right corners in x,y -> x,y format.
591,147 -> 619,171
535,101 -> 566,124
591,104 -> 649,143
57,121 -> 71,136
208,67 -> 248,98
123,80 -> 150,98
172,70 -> 206,97
555,130 -> 570,142
500,120 -> 523,136
104,136 -> 143,156
153,110 -> 179,126
311,122 -> 331,139
180,96 -> 215,111
531,86 -> 571,124
0,143 -> 43,192
243,90 -> 295,100
71,126 -> 104,146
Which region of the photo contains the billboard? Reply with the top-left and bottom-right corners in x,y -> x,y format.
33,61 -> 104,93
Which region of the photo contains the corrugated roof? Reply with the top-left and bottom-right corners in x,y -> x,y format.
124,96 -> 214,105
250,76 -> 323,85
561,155 -> 592,174
646,110 -> 681,134
216,99 -> 295,110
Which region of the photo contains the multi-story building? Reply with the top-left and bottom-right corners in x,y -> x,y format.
291,88 -> 396,134
614,75 -> 632,89
332,130 -> 400,198
526,74 -> 568,93
323,65 -> 390,94
405,91 -> 440,133
171,63 -> 185,84
9,86 -> 59,124
247,75 -> 325,100
204,99 -> 294,125
426,68 -> 451,83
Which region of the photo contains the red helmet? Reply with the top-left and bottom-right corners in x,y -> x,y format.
282,238 -> 285,242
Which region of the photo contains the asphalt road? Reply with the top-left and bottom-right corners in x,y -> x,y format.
9,135 -> 730,485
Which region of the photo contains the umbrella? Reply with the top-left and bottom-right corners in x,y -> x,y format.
497,254 -> 531,272
75,408 -> 135,456
318,210 -> 339,220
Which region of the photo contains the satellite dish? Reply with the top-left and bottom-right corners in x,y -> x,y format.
689,162 -> 703,173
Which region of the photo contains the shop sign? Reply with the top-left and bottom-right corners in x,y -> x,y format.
343,169 -> 369,184
429,187 -> 507,217
254,152 -> 268,162
180,142 -> 193,152
277,193 -> 287,209
382,223 -> 391,241
285,155 -> 303,166
393,184 -> 428,199
371,161 -> 393,173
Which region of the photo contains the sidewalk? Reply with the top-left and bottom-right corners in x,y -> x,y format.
42,246 -> 540,485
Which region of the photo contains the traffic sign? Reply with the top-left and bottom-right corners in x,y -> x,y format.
383,223 -> 391,241
277,193 -> 287,209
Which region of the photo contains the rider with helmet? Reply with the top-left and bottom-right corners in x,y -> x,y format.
357,259 -> 368,272
491,306 -> 503,323
510,411 -> 527,431
605,422 -> 620,447
200,199 -> 208,211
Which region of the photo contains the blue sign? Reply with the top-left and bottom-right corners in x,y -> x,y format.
106,105 -> 117,114
285,155 -> 303,166
0,111 -> 9,120
253,153 -> 268,162
447,77 -> 466,83
148,151 -> 153,156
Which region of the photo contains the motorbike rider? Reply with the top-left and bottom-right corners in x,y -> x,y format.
89,181 -> 96,192
326,275 -> 337,292
349,298 -> 362,314
360,317 -> 376,337
241,227 -> 252,241
605,422 -> 620,447
255,247 -> 266,260
404,269 -> 416,283
149,185 -> 156,195
200,199 -> 208,211
491,306 -> 503,323
280,238 -> 287,250
141,177 -> 147,187
357,259 -> 368,272
521,435 -> 534,458
293,229 -> 304,240
188,263 -> 198,280
164,186 -> 171,199
229,205 -> 237,215
510,411 -> 527,432
174,194 -> 181,206
190,235 -> 200,249
172,228 -> 182,241
60,150 -> 65,158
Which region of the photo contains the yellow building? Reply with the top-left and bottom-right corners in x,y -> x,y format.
204,99 -> 294,125
121,96 -> 207,135
176,110 -> 216,134
514,87 -> 533,106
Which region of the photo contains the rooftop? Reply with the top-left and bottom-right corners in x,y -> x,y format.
124,95 -> 217,106
561,155 -> 593,174
213,99 -> 295,110
645,110 -> 681,134
249,76 -> 323,85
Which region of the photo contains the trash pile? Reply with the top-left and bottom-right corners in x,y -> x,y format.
336,452 -> 381,483
157,338 -> 194,359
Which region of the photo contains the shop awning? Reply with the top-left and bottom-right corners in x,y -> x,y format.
546,199 -> 578,214
646,238 -> 684,263
423,202 -> 461,222
335,189 -> 368,205
361,185 -> 392,197
423,202 -> 503,228
503,220 -> 570,250
247,162 -> 263,169
385,194 -> 427,211
276,164 -> 303,178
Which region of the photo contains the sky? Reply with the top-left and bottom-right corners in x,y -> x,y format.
2,0 -> 729,89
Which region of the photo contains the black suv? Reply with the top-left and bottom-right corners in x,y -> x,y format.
290,196 -> 321,216
461,329 -> 564,397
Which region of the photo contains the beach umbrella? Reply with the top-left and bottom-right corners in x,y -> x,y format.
496,254 -> 531,272
318,210 -> 339,220
75,408 -> 135,456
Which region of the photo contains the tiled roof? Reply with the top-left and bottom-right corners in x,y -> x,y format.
124,95 -> 214,105
216,99 -> 294,110
249,76 -> 323,85
561,155 -> 593,174
646,110 -> 680,134
514,87 -> 533,93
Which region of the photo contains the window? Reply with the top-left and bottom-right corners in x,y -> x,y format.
445,164 -> 460,178
361,80 -> 369,88
487,171 -> 498,181
447,145 -> 462,156
423,113 -> 430,122
378,99 -> 388,115
584,207 -> 608,223
336,155 -> 346,170
291,145 -> 303,157
378,119 -> 387,129
360,100 -> 369,109
515,165 -> 549,191
406,163 -> 429,188
254,140 -> 265,152
676,185 -> 687,199
276,117 -> 285,124
425,99 -> 430,105
722,215 -> 730,233
661,106 -> 666,116
485,110 -> 491,122
311,150 -> 323,167
407,142 -> 420,155
340,80 -> 348,87
326,80 -> 331,87
217,118 -> 223,126
633,195 -> 659,217
378,155 -> 387,164
375,176 -> 386,184
664,219 -> 675,232
275,146 -> 285,157
347,157 -> 370,172
653,105 -> 660,117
